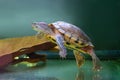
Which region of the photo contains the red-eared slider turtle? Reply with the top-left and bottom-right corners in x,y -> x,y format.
32,21 -> 101,71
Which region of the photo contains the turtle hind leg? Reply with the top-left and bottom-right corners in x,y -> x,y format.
73,50 -> 85,68
92,55 -> 102,71
88,49 -> 102,71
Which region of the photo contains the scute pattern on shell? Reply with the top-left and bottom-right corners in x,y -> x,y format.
51,21 -> 93,47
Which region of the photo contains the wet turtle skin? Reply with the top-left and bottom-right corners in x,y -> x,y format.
32,21 -> 102,71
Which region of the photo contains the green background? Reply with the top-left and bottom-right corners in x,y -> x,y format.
0,0 -> 120,50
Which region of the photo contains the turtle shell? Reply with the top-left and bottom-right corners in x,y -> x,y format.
48,21 -> 94,48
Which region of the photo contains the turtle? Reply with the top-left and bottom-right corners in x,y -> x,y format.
32,21 -> 101,71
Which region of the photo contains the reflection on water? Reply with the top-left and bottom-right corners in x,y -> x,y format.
76,69 -> 102,80
76,60 -> 120,80
0,60 -> 120,80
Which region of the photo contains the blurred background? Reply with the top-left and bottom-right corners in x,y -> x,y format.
0,0 -> 120,80
0,0 -> 120,50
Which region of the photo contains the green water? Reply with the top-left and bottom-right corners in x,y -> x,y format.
0,60 -> 120,80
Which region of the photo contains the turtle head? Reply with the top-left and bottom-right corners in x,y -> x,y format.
32,22 -> 53,34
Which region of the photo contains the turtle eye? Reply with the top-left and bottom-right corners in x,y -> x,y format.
32,22 -> 38,28
32,22 -> 37,25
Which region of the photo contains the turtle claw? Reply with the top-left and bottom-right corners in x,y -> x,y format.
93,65 -> 102,72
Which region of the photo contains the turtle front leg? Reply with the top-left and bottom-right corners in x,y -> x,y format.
73,50 -> 85,67
55,34 -> 67,58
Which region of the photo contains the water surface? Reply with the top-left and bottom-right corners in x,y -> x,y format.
0,60 -> 120,80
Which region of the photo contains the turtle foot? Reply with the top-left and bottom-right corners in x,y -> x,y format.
93,64 -> 102,72
59,51 -> 67,58
92,57 -> 102,71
